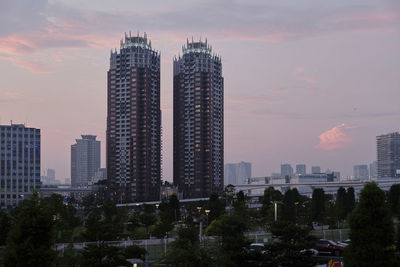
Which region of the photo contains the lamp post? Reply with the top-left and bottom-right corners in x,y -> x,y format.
205,209 -> 210,225
197,206 -> 203,247
273,201 -> 278,222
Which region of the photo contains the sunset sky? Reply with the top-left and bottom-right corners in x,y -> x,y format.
1,0 -> 399,181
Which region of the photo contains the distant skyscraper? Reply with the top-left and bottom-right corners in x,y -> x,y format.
224,164 -> 237,185
107,33 -> 161,202
173,39 -> 224,198
353,165 -> 369,180
311,166 -> 321,174
0,123 -> 40,207
42,168 -> 57,185
281,163 -> 293,177
47,169 -> 55,181
296,164 -> 306,175
71,135 -> 100,187
377,132 -> 400,178
224,162 -> 251,185
369,161 -> 377,178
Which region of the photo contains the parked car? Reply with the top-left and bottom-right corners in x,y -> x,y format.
337,239 -> 350,247
247,243 -> 268,254
300,248 -> 318,256
314,239 -> 344,256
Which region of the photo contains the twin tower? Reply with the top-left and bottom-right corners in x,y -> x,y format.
106,33 -> 224,203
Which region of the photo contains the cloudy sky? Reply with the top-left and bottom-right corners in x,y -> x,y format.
0,0 -> 399,181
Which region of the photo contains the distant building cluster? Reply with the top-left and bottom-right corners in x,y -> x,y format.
224,162 -> 251,185
41,168 -> 61,185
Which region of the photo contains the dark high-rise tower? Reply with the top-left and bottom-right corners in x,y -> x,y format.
173,39 -> 224,198
107,32 -> 161,202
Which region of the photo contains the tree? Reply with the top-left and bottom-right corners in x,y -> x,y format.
346,187 -> 355,215
124,245 -> 147,261
159,194 -> 180,225
206,214 -> 249,266
263,221 -> 318,267
139,205 -> 157,235
207,192 -> 225,223
165,222 -> 212,266
222,184 -> 236,206
0,209 -> 11,246
336,187 -> 347,221
261,187 -> 282,221
344,182 -> 396,266
281,188 -> 302,223
4,192 -> 56,267
83,201 -> 127,242
45,194 -> 81,242
80,244 -> 128,267
388,184 -> 400,215
310,188 -> 325,224
233,190 -> 248,216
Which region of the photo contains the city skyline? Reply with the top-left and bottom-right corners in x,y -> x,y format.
1,0 -> 399,181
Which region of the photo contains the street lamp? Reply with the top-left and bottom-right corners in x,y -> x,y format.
205,209 -> 210,225
197,207 -> 203,247
273,201 -> 278,222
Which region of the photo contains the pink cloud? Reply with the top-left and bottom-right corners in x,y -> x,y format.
296,67 -> 305,73
0,35 -> 36,55
4,92 -> 23,100
316,123 -> 350,150
0,91 -> 24,103
0,54 -> 53,73
300,76 -> 318,84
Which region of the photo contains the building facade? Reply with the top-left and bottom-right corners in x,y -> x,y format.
296,164 -> 306,175
0,123 -> 40,207
353,165 -> 369,180
369,161 -> 377,179
281,163 -> 293,177
311,166 -> 321,174
377,132 -> 400,178
224,161 -> 251,185
107,33 -> 161,202
173,39 -> 224,198
71,135 -> 100,187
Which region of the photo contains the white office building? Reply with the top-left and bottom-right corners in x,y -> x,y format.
224,161 -> 252,185
71,135 -> 100,187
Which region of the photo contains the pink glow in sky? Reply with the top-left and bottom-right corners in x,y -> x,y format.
316,124 -> 350,151
1,0 -> 400,181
